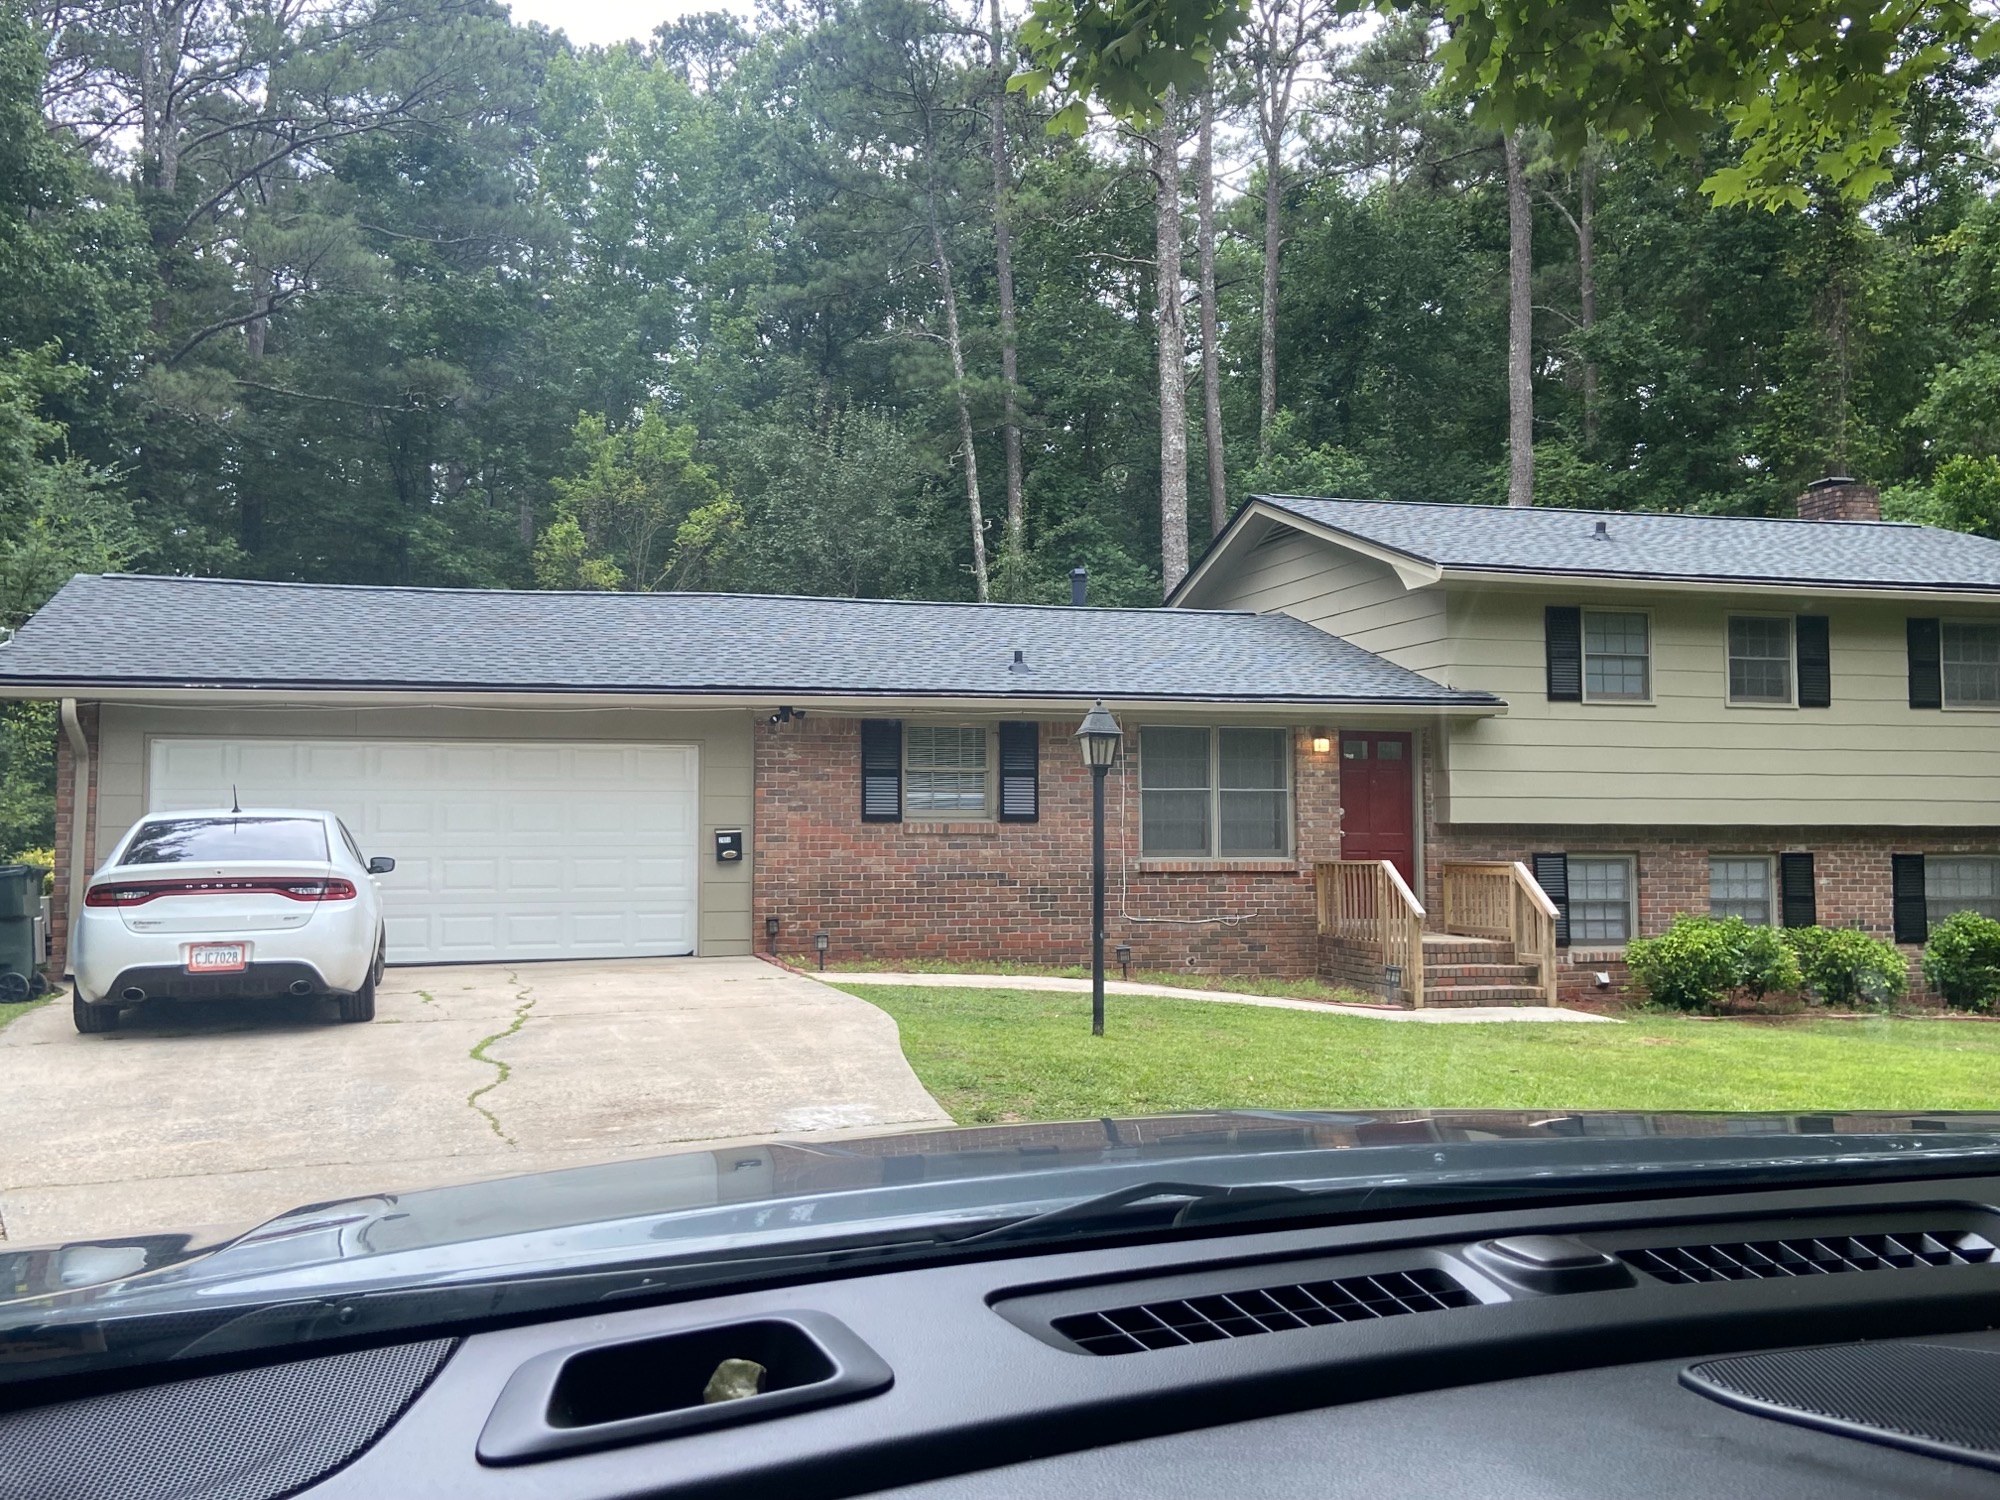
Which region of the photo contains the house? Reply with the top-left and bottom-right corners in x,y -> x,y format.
13,478 -> 1995,1007
1171,479 -> 2000,997
0,577 -> 1501,991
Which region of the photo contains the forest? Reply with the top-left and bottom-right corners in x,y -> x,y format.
1,0 -> 1999,847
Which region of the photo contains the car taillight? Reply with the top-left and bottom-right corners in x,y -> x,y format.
85,878 -> 359,906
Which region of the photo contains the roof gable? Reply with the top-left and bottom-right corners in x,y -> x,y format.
1173,496 -> 2000,602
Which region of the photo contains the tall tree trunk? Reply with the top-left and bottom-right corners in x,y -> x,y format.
1258,128 -> 1282,459
927,188 -> 990,601
1503,129 -> 1534,508
988,0 -> 1024,586
1578,155 -> 1597,448
1155,88 -> 1190,595
1196,83 -> 1227,538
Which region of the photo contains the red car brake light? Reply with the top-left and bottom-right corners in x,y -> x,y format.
85,878 -> 359,906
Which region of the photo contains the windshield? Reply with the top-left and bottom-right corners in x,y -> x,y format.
4,0 -> 2000,1391
120,818 -> 330,866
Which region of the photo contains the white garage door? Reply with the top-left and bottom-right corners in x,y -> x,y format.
147,739 -> 698,963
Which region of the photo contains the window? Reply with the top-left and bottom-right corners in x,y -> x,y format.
1140,727 -> 1290,858
1943,622 -> 2000,707
1568,856 -> 1635,942
904,725 -> 989,816
1927,856 -> 2000,924
122,816 -> 329,865
1709,856 -> 1774,923
1583,612 -> 1650,701
1727,617 -> 1792,705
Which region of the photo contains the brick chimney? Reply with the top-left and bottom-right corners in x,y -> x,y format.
1797,475 -> 1881,522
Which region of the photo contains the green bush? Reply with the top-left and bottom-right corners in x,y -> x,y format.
1626,916 -> 1745,1011
1922,910 -> 2000,1011
1734,921 -> 1805,999
3,847 -> 52,894
1782,926 -> 1910,1008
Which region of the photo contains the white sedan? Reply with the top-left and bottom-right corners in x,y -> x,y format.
70,808 -> 393,1033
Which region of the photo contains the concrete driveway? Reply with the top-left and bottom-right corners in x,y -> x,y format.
0,957 -> 948,1248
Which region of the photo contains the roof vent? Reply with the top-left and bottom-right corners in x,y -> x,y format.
1592,520 -> 1610,541
1050,1267 -> 1475,1356
1008,649 -> 1028,673
1621,1229 -> 1996,1285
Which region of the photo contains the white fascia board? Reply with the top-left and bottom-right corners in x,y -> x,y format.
1439,568 -> 2000,604
0,683 -> 1505,719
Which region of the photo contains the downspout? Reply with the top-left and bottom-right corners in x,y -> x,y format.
61,699 -> 90,974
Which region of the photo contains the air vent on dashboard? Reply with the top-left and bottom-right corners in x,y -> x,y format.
1051,1267 -> 1475,1356
1621,1230 -> 1997,1285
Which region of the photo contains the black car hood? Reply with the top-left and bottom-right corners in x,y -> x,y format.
11,1108 -> 2000,1311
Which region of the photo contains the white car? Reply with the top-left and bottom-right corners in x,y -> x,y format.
71,808 -> 393,1033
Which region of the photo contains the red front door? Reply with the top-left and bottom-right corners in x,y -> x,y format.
1339,731 -> 1415,887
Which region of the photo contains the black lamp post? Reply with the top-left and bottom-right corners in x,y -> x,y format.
1073,702 -> 1124,1036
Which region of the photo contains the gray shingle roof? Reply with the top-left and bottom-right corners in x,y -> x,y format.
1250,495 -> 2000,592
0,574 -> 1498,707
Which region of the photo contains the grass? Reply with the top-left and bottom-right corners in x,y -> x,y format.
801,954 -> 1379,1006
842,984 -> 2000,1123
0,994 -> 50,1033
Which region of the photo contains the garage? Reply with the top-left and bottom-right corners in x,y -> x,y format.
146,738 -> 699,963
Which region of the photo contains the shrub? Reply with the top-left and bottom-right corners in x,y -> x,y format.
1782,926 -> 1910,1009
1922,910 -> 2000,1011
1626,916 -> 1745,1011
1734,921 -> 1805,1000
3,848 -> 53,894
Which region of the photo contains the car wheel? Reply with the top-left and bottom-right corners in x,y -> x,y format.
371,939 -> 386,987
73,993 -> 118,1033
336,976 -> 376,1024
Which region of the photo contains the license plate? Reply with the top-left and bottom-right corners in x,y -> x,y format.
187,944 -> 246,973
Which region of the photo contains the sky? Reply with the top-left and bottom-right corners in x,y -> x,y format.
506,0 -> 756,47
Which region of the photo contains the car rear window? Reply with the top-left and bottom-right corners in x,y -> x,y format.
122,817 -> 330,865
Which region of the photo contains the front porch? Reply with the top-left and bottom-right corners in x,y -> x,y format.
1316,859 -> 1563,1008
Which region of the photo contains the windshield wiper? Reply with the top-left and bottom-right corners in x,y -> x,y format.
945,1181 -> 1312,1247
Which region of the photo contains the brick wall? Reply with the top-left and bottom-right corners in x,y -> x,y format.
50,701 -> 99,976
753,716 -> 1344,977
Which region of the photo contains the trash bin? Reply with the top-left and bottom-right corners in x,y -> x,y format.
0,864 -> 48,1001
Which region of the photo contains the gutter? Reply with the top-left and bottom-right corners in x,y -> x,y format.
60,698 -> 89,975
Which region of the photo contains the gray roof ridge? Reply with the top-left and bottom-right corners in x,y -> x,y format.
1254,494 -> 1929,532
87,574 -> 1258,618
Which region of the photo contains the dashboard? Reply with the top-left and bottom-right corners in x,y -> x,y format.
11,1172 -> 2000,1499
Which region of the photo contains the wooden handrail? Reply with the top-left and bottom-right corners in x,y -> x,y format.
1315,859 -> 1426,1008
1440,860 -> 1561,1006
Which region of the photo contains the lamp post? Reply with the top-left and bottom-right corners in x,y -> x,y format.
1073,702 -> 1124,1036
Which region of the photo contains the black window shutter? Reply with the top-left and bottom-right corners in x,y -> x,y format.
860,719 -> 902,822
1532,852 -> 1570,948
1779,852 -> 1817,928
997,721 -> 1039,822
1796,615 -> 1831,708
1545,607 -> 1583,702
1891,853 -> 1928,944
1908,618 -> 1942,709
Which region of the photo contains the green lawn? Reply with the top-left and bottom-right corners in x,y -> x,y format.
843,984 -> 2000,1122
807,955 -> 1377,1006
0,995 -> 47,1033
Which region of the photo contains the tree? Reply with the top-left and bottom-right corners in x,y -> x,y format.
1150,88 -> 1190,592
1194,79 -> 1226,534
1016,0 -> 1998,208
1503,129 -> 1533,505
535,408 -> 738,592
987,0 -> 1027,591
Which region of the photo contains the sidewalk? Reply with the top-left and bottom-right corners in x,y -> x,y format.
810,969 -> 1617,1024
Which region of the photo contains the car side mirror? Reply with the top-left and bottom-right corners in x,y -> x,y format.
367,856 -> 396,875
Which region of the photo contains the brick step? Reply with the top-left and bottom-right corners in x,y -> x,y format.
1424,963 -> 1539,983
1418,984 -> 1550,1006
1421,944 -> 1516,964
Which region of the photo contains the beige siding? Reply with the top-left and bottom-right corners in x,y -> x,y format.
1194,528 -> 1452,677
93,704 -> 755,954
1442,588 -> 2000,826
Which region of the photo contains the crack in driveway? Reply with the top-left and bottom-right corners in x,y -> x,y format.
466,972 -> 536,1145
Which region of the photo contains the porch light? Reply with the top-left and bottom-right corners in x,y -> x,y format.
813,931 -> 830,970
1311,732 -> 1332,755
1073,702 -> 1123,768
